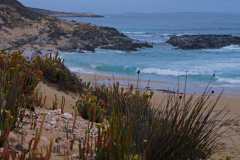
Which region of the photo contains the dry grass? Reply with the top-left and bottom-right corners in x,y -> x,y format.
77,83 -> 227,160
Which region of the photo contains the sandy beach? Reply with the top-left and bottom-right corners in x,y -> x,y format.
76,73 -> 240,112
36,72 -> 240,113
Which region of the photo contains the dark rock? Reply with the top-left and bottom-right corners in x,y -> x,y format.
15,144 -> 27,152
167,35 -> 240,49
101,41 -> 152,51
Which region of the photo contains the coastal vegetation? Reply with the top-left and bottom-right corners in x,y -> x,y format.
32,53 -> 86,93
0,51 -> 228,159
0,51 -> 41,147
0,0 -> 239,159
79,84 -> 226,160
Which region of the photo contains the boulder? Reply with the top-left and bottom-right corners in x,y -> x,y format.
167,35 -> 240,49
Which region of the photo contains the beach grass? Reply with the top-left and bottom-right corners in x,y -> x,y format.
76,83 -> 227,160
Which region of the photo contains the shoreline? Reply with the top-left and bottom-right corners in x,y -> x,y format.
76,72 -> 240,95
36,71 -> 240,116
75,72 -> 240,115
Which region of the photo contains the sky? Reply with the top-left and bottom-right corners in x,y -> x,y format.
19,0 -> 240,14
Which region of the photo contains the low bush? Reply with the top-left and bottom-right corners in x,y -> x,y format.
95,109 -> 136,160
0,114 -> 54,160
80,84 -> 227,160
76,93 -> 106,123
0,51 -> 41,147
143,91 -> 226,160
76,83 -> 152,122
91,83 -> 153,115
32,53 -> 85,93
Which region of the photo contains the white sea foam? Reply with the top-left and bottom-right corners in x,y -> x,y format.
141,68 -> 187,76
204,45 -> 240,52
217,77 -> 240,84
123,31 -> 147,35
68,67 -> 95,74
141,67 -> 218,77
60,52 -> 78,55
124,31 -> 172,43
222,45 -> 240,50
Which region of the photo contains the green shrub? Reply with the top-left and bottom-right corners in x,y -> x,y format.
95,109 -> 136,160
76,93 -> 106,123
91,83 -> 153,115
76,83 -> 152,159
0,114 -> 54,160
32,53 -> 85,93
82,83 -> 227,160
91,84 -> 152,160
0,51 -> 41,146
76,83 -> 152,123
141,91 -> 226,160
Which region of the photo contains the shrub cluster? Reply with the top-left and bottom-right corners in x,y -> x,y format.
0,51 -> 41,147
77,83 -> 226,160
76,93 -> 106,123
76,83 -> 153,123
0,50 -> 228,160
0,51 -> 84,159
32,53 -> 85,93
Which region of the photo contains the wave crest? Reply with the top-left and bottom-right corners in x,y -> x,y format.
217,77 -> 240,84
142,68 -> 186,76
124,31 -> 171,44
204,45 -> 240,52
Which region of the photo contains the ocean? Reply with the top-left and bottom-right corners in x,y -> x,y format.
60,13 -> 240,93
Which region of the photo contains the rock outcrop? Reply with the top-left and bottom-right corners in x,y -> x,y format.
167,35 -> 240,49
0,0 -> 152,52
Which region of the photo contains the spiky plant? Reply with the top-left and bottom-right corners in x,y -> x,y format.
0,51 -> 41,146
32,52 -> 86,93
143,90 -> 226,160
76,93 -> 106,123
0,114 -> 54,160
81,83 -> 227,160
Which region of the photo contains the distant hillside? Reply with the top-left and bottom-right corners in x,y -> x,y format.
0,0 -> 151,52
29,7 -> 104,18
0,0 -> 42,25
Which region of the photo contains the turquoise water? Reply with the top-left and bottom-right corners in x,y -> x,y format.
60,13 -> 240,93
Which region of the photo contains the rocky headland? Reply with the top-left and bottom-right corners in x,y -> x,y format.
0,0 -> 152,53
167,35 -> 240,49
